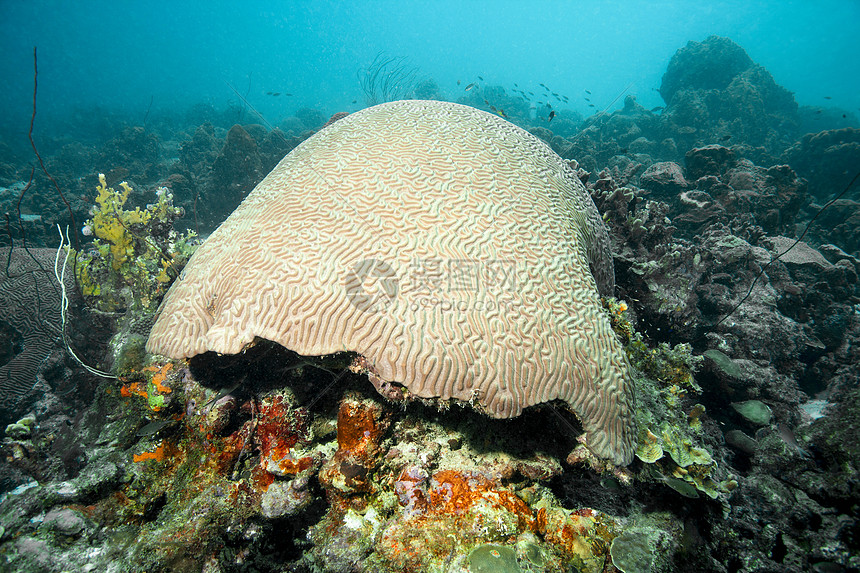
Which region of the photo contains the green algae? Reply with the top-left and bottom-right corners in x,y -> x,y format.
703,349 -> 743,379
621,329 -> 734,502
732,400 -> 773,426
610,516 -> 681,573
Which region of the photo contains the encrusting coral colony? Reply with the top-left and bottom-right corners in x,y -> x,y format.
1,35 -> 859,573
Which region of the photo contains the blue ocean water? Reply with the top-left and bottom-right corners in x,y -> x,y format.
1,0 -> 858,139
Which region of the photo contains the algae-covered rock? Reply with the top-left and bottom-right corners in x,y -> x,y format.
43,458 -> 122,505
261,476 -> 313,518
517,537 -> 547,568
112,333 -> 148,377
725,429 -> 759,455
611,532 -> 653,573
703,349 -> 743,379
609,516 -> 681,573
469,544 -> 521,573
732,400 -> 773,426
42,507 -> 88,537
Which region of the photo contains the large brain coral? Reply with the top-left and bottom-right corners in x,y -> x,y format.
147,100 -> 635,465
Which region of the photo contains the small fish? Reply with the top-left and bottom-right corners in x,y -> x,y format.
585,89 -> 592,94
352,100 -> 357,104
778,423 -> 811,458
284,93 -> 292,96
562,95 -> 569,102
824,96 -> 832,100
584,97 -> 591,102
663,476 -> 700,498
552,92 -> 559,97
588,103 -> 595,107
203,381 -> 243,410
496,109 -> 507,118
539,83 -> 546,88
528,91 -> 534,95
477,75 -> 484,81
548,111 -> 556,122
514,83 -> 519,87
650,106 -> 664,112
815,109 -> 823,114
600,476 -> 622,491
266,91 -> 273,95
719,135 -> 732,141
136,419 -> 174,437
457,80 -> 461,85
843,114 -> 847,118
465,83 -> 476,91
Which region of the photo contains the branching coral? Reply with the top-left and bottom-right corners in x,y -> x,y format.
91,176 -> 148,269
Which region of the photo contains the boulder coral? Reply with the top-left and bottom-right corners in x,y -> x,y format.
147,100 -> 636,466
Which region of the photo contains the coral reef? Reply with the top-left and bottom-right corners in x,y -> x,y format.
167,121 -> 307,233
782,127 -> 860,201
1,336 -> 701,572
209,125 -> 264,214
96,126 -> 162,183
0,33 -> 858,573
659,35 -> 798,155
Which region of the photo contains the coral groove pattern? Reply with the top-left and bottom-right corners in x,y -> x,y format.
0,248 -> 67,409
147,100 -> 635,464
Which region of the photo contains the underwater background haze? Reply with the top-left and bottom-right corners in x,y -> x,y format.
1,0 -> 859,140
